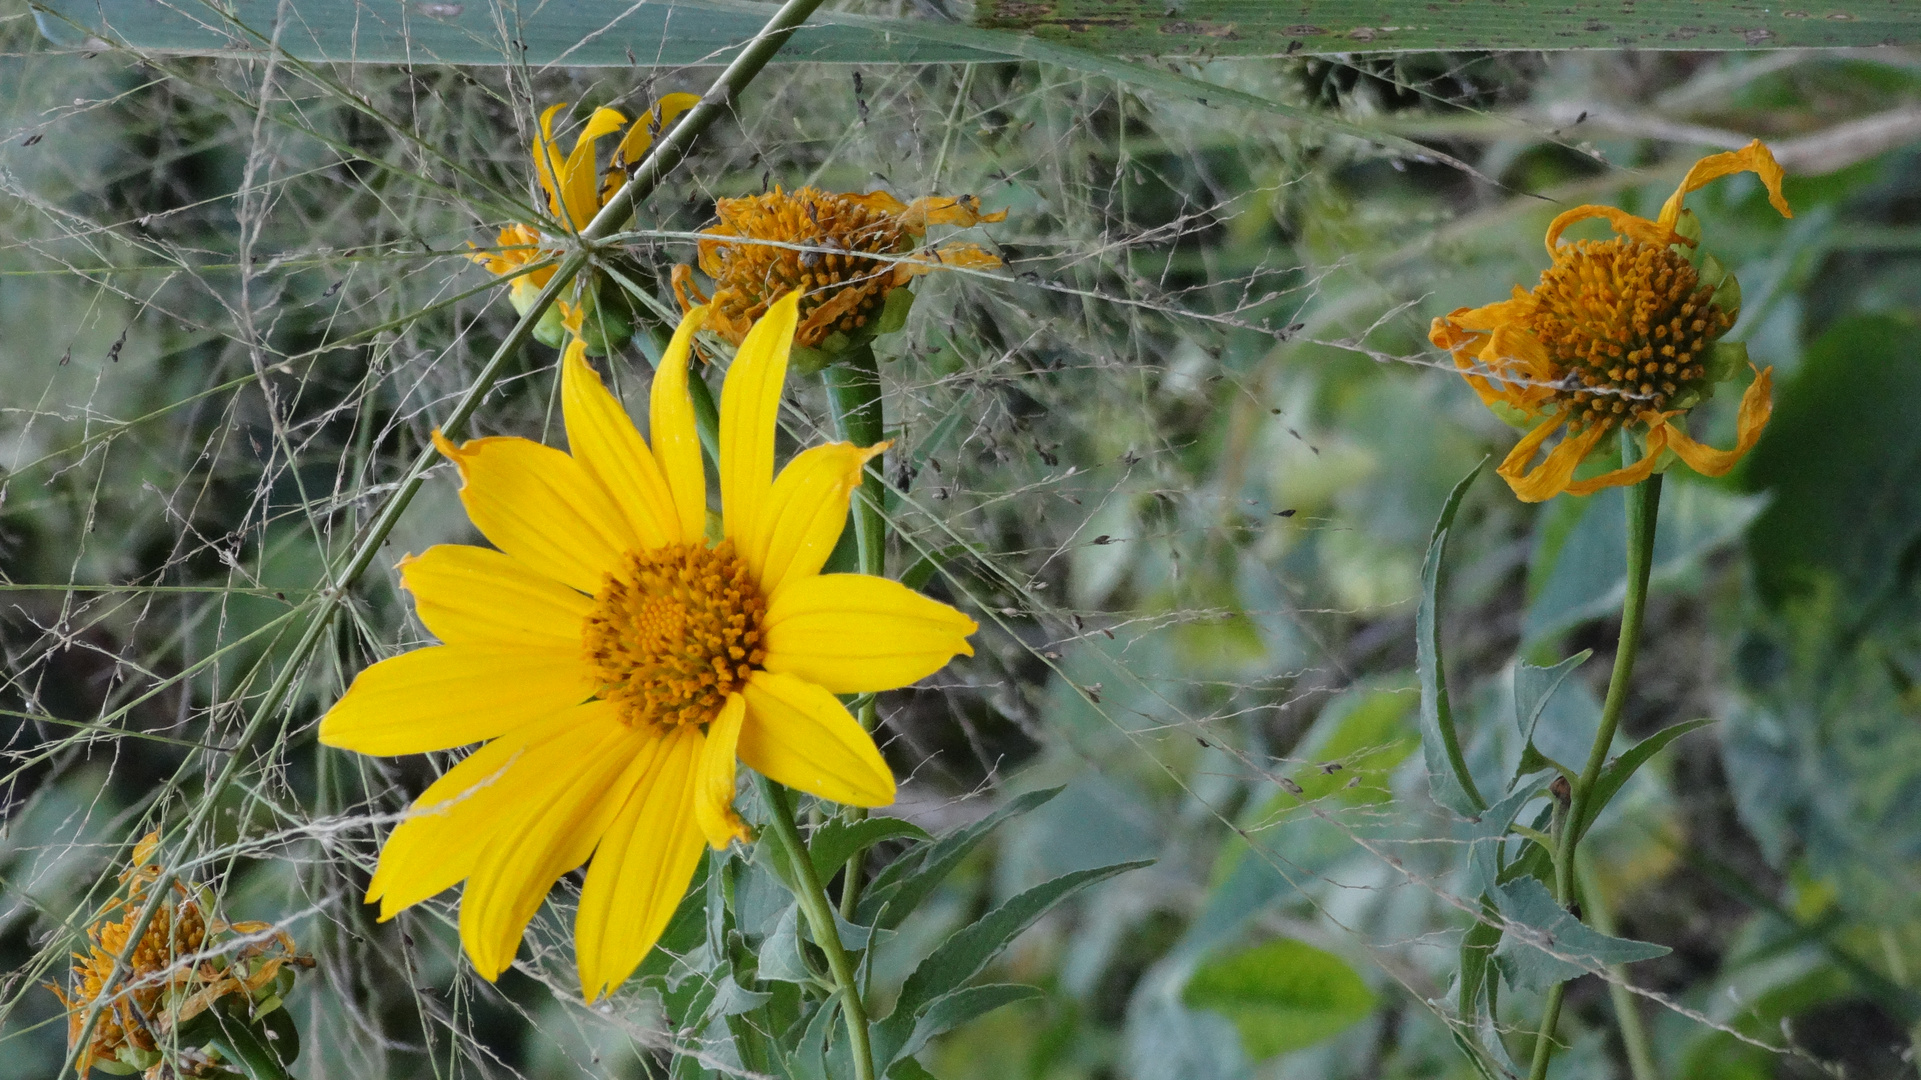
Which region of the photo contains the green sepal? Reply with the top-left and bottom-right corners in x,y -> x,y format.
526,299 -> 568,350
875,284 -> 916,336
1707,340 -> 1748,384
99,1051 -> 144,1075
790,342 -> 833,375
1487,399 -> 1538,432
1711,268 -> 1742,320
1670,208 -> 1702,248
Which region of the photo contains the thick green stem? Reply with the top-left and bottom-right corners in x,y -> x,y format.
822,343 -> 889,917
1527,469 -> 1662,1080
759,776 -> 878,1080
59,0 -> 827,1067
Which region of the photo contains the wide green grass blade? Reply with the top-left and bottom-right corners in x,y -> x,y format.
37,0 -> 1921,67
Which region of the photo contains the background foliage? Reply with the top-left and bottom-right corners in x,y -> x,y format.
3,5 -> 1921,1078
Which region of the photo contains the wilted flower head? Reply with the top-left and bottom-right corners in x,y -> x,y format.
50,833 -> 306,1077
673,187 -> 1004,351
1429,141 -> 1791,502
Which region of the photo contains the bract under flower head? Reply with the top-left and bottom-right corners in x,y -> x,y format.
1429,141 -> 1792,502
51,834 -> 307,1077
672,186 -> 1004,351
318,292 -> 979,1001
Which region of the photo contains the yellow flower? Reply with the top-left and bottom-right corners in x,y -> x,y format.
52,834 -> 305,1077
673,186 -> 1005,349
1429,141 -> 1793,502
318,292 -> 978,1000
469,95 -> 699,316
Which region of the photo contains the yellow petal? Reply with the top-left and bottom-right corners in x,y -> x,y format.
649,307 -> 712,544
1544,204 -> 1672,252
364,708 -> 588,918
319,645 -> 587,756
1497,414 -> 1607,503
743,441 -> 886,595
562,341 -> 679,549
557,107 -> 627,232
399,544 -> 591,648
433,431 -> 635,594
613,92 -> 702,169
693,693 -> 751,850
575,726 -> 706,1000
762,574 -> 977,693
718,290 -> 801,546
1659,366 -> 1774,477
1658,140 -> 1792,231
532,103 -> 569,224
740,670 -> 895,807
459,706 -> 650,980
1564,421 -> 1669,497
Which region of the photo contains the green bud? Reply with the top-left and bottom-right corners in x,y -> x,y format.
528,301 -> 567,350
1706,340 -> 1748,384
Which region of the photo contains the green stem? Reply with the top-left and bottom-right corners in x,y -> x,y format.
758,776 -> 878,1080
1527,468 -> 1662,1080
822,342 -> 888,918
58,0 -> 828,1066
1577,850 -> 1658,1080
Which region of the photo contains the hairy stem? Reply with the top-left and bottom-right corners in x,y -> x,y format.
759,777 -> 878,1080
1527,469 -> 1662,1080
60,0 -> 829,1066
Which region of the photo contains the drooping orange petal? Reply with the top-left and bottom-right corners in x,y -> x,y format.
458,704 -> 650,980
1657,366 -> 1774,477
1497,412 -> 1610,503
399,544 -> 591,649
740,670 -> 895,807
1657,140 -> 1793,231
561,340 -> 679,550
693,693 -> 750,850
532,103 -> 569,223
556,107 -> 627,232
612,92 -> 702,171
433,431 -> 635,594
1545,204 -> 1673,252
1563,421 -> 1670,497
575,726 -> 705,1000
648,306 -> 712,544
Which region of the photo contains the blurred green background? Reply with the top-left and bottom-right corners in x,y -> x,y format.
4,8 -> 1921,1079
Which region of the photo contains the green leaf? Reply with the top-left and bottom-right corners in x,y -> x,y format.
1747,315 -> 1921,610
888,1058 -> 943,1080
1492,877 -> 1669,991
885,984 -> 1045,1065
1181,938 -> 1376,1059
809,816 -> 931,884
757,903 -> 812,985
877,859 -> 1152,1059
1513,651 -> 1591,744
1573,717 -> 1714,844
1418,459 -> 1488,816
857,786 -> 1064,930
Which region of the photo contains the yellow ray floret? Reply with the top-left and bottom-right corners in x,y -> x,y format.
1428,141 -> 1791,502
319,291 -> 977,1000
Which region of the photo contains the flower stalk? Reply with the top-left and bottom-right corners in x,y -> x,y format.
760,775 -> 879,1080
1527,451 -> 1662,1080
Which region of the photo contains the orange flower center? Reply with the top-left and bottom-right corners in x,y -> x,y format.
696,188 -> 914,345
581,540 -> 768,730
1529,237 -> 1733,431
60,896 -> 209,1060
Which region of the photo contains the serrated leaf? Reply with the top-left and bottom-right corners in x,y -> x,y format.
809,816 -> 930,884
1513,651 -> 1591,743
857,786 -> 1064,930
1459,780 -> 1547,901
757,903 -> 811,985
1181,938 -> 1375,1059
878,859 -> 1151,1056
1492,877 -> 1669,991
882,983 -> 1044,1066
1418,459 -> 1488,816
